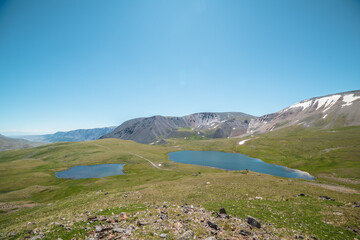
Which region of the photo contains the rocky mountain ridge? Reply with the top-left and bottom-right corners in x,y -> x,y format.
246,90 -> 360,135
101,112 -> 254,144
102,90 -> 360,144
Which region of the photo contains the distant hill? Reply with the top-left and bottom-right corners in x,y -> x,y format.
0,134 -> 46,152
101,112 -> 255,144
21,126 -> 116,143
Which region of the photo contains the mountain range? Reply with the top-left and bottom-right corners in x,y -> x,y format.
18,126 -> 116,143
101,90 -> 360,144
1,89 -> 359,150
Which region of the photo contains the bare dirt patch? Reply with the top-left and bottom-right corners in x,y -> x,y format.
306,182 -> 358,194
319,176 -> 360,185
0,201 -> 38,213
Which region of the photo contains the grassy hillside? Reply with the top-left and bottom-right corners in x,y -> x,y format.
0,126 -> 359,239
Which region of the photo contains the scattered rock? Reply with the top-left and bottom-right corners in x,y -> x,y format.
121,212 -> 127,220
333,212 -> 343,215
137,221 -> 148,226
113,227 -> 125,233
207,221 -> 219,230
30,235 -> 42,240
206,182 -> 211,185
205,237 -> 217,240
219,207 -> 227,215
246,216 -> 261,228
44,203 -> 280,239
239,229 -> 252,236
95,225 -> 102,232
319,196 -> 335,201
176,230 -> 194,240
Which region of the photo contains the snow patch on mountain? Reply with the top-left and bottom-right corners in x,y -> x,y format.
342,94 -> 360,107
314,95 -> 341,111
238,139 -> 250,145
288,100 -> 313,110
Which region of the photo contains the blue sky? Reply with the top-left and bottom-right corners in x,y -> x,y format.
0,0 -> 359,135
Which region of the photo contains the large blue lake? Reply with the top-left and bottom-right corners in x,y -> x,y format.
55,164 -> 125,179
168,151 -> 315,180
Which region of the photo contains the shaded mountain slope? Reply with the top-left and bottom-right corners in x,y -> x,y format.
101,112 -> 255,144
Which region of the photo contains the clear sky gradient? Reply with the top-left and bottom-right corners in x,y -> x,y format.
1,0 -> 359,135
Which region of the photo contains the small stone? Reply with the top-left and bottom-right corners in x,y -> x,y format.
207,221 -> 219,230
160,233 -> 167,238
206,182 -> 210,185
30,236 -> 42,240
176,230 -> 194,240
121,212 -> 127,220
239,229 -> 251,236
113,227 -> 125,233
219,207 -> 227,214
137,221 -> 148,226
95,225 -> 102,232
205,237 -> 217,240
319,196 -> 335,201
246,216 -> 261,228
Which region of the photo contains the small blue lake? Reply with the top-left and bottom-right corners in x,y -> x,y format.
168,151 -> 315,180
55,164 -> 125,179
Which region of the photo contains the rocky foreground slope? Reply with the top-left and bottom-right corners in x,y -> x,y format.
24,203 -> 299,240
102,90 -> 360,144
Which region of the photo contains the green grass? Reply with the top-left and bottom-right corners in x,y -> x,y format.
0,126 -> 359,239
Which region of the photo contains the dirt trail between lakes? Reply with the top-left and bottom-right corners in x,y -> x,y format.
127,152 -> 171,171
306,182 -> 359,194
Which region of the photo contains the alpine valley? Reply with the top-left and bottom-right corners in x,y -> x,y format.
0,90 -> 359,240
